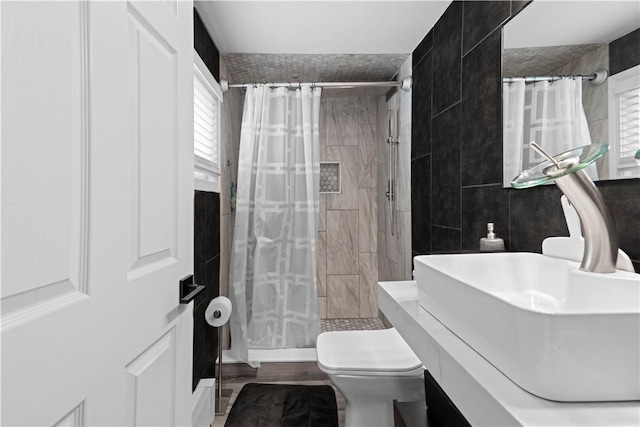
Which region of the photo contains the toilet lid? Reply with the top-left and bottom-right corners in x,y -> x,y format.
316,328 -> 423,376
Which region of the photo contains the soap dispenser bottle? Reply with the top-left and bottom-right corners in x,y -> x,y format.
480,223 -> 505,251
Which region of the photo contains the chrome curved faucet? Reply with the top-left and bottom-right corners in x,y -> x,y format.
517,143 -> 618,273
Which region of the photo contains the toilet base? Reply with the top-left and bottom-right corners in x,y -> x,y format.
344,399 -> 396,427
330,374 -> 425,427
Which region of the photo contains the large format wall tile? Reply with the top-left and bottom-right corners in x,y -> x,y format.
461,185 -> 509,251
431,226 -> 461,253
194,8 -> 219,82
318,296 -> 327,319
321,95 -> 379,319
318,194 -> 327,232
433,1 -> 462,115
325,98 -> 360,146
397,122 -> 412,213
411,155 -> 431,255
377,231 -> 390,281
401,212 -> 413,279
413,29 -> 433,69
411,52 -> 433,159
327,146 -> 359,210
461,29 -> 502,186
359,124 -> 377,188
432,103 -> 461,228
193,190 -> 221,390
327,210 -> 359,274
377,164 -> 387,233
316,231 -> 327,297
509,185 -> 566,253
462,0 -> 510,55
385,213 -> 413,281
609,28 -> 640,75
327,275 -> 360,318
359,253 -> 378,318
597,180 -> 640,264
359,188 -> 378,253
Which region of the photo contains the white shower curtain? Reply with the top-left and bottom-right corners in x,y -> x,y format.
229,84 -> 322,366
503,77 -> 597,185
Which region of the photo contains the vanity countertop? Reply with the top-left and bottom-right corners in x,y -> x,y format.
378,281 -> 640,427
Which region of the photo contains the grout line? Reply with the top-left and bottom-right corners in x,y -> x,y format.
461,182 -> 502,189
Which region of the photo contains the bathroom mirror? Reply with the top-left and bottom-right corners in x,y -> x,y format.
502,1 -> 640,187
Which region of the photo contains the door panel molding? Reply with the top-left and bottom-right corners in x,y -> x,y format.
1,0 -> 90,330
126,5 -> 179,281
53,401 -> 85,427
125,328 -> 177,426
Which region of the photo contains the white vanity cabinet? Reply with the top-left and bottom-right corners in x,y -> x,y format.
378,281 -> 640,427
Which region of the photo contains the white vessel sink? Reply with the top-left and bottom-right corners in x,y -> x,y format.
414,252 -> 640,402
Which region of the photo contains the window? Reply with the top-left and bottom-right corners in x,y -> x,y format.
608,64 -> 640,178
194,51 -> 223,192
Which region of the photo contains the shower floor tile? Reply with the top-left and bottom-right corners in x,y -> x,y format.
321,317 -> 386,332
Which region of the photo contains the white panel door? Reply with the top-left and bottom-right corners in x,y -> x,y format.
1,1 -> 195,425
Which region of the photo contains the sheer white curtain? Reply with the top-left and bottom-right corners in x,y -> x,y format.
503,81 -> 525,186
503,78 -> 597,185
229,84 -> 322,366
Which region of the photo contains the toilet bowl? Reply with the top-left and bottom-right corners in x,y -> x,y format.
316,328 -> 425,427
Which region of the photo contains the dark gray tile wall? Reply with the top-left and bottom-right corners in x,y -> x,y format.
431,226 -> 461,254
461,185 -> 509,251
194,8 -> 220,82
432,1 -> 462,115
193,191 -> 221,391
412,30 -> 433,69
461,0 -> 510,55
193,6 -> 222,391
460,29 -> 502,186
432,103 -> 461,228
192,191 -> 220,390
411,154 -> 431,255
411,0 -> 640,271
609,28 -> 640,76
411,51 -> 433,159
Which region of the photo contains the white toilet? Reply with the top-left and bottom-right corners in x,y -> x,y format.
316,328 -> 425,427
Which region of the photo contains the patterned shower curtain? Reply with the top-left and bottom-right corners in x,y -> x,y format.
503,77 -> 597,185
229,84 -> 322,366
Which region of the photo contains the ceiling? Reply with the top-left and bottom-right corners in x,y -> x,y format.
194,1 -> 450,84
503,0 -> 640,77
503,1 -> 640,50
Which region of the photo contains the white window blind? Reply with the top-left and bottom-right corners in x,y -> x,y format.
608,65 -> 640,178
194,52 -> 223,192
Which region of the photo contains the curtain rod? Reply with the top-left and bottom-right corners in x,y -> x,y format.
220,76 -> 412,93
502,68 -> 608,86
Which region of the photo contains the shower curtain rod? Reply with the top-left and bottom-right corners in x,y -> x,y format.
219,76 -> 412,93
502,68 -> 608,86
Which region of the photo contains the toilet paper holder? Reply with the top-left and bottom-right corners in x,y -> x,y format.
179,274 -> 205,304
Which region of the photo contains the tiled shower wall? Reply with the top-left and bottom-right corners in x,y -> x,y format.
317,96 -> 380,319
410,1 -> 640,271
549,45 -> 609,177
378,57 -> 413,281
218,58 -> 243,349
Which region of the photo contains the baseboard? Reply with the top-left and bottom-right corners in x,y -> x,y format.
222,348 -> 317,363
192,378 -> 215,427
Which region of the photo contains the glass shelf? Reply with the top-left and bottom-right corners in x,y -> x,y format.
511,143 -> 609,189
